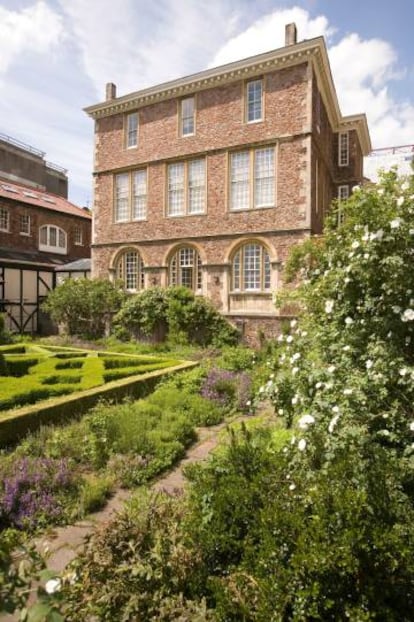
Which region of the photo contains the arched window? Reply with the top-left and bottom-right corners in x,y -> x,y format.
231,243 -> 271,292
115,250 -> 144,292
39,225 -> 67,254
169,247 -> 202,292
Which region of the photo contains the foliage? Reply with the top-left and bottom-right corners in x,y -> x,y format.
0,457 -> 78,530
201,367 -> 253,413
113,286 -> 240,347
0,314 -> 11,345
42,278 -> 125,339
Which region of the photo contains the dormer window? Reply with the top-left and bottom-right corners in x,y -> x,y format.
39,225 -> 67,254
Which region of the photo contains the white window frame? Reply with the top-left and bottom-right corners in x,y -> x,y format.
0,207 -> 10,232
169,246 -> 202,292
74,225 -> 83,245
167,158 -> 206,216
246,79 -> 263,123
337,185 -> 349,225
338,131 -> 349,167
229,147 -> 275,211
115,249 -> 145,292
180,97 -> 195,137
125,112 -> 139,148
19,213 -> 31,236
114,169 -> 147,223
39,225 -> 67,255
231,243 -> 271,292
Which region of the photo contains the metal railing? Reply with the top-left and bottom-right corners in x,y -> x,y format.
0,132 -> 45,158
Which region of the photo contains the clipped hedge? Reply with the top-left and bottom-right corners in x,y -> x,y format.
0,361 -> 197,446
102,361 -> 179,383
101,356 -> 166,369
6,356 -> 39,377
0,345 -> 26,354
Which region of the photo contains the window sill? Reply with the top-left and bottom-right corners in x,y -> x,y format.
166,212 -> 206,218
180,132 -> 195,138
229,205 -> 275,213
230,291 -> 272,296
0,228 -> 10,233
39,245 -> 67,255
19,232 -> 30,237
246,118 -> 263,125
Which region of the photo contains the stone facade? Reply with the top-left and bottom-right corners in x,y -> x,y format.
86,26 -> 371,344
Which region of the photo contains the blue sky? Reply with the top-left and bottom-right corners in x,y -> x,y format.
0,0 -> 413,206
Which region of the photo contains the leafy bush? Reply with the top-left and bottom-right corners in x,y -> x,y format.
201,368 -> 253,413
0,457 -> 78,530
113,286 -> 239,347
42,278 -> 125,339
0,353 -> 8,377
76,475 -> 114,517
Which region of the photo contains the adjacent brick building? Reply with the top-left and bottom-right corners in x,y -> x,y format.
85,23 -> 371,342
0,136 -> 91,333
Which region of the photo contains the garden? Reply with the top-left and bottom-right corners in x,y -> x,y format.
2,169 -> 414,621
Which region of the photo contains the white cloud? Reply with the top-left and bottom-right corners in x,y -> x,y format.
210,6 -> 334,67
57,0 -> 241,99
0,1 -> 64,74
210,6 -> 414,150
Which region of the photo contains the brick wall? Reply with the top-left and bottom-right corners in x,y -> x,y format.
0,197 -> 91,261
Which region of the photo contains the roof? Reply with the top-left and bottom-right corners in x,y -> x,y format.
85,35 -> 371,155
55,258 -> 91,272
0,247 -> 70,268
0,179 -> 91,220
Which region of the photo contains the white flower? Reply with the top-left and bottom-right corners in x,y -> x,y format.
298,439 -> 307,451
402,309 -> 414,322
289,483 -> 296,491
374,229 -> 384,240
377,188 -> 385,196
328,414 -> 340,433
315,381 -> 322,389
351,240 -> 360,249
343,388 -> 353,395
379,429 -> 390,436
298,414 -> 315,429
292,395 -> 299,405
45,578 -> 61,594
366,360 -> 373,370
278,408 -> 284,415
390,218 -> 401,229
290,319 -> 297,328
392,306 -> 401,314
343,345 -> 351,352
292,366 -> 299,375
327,365 -> 336,374
397,196 -> 405,207
278,334 -> 284,342
399,368 -> 408,376
401,181 -> 409,191
259,386 -> 264,393
286,335 -> 294,343
410,229 -> 414,236
291,352 -> 301,362
410,422 -> 414,432
345,317 -> 353,326
352,185 -> 360,192
332,405 -> 340,413
325,299 -> 334,314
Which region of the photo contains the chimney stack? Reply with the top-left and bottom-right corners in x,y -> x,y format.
285,23 -> 297,46
106,82 -> 117,101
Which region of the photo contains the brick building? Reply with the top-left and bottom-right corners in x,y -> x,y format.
85,23 -> 371,342
0,136 -> 91,333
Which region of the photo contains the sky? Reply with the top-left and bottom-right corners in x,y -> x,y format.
0,0 -> 413,206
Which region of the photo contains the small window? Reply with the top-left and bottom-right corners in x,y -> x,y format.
126,112 -> 138,148
180,97 -> 195,136
337,185 -> 349,225
230,147 -> 275,211
115,249 -> 145,292
232,243 -> 271,292
246,79 -> 263,123
74,225 -> 83,245
19,214 -> 30,236
169,246 -> 202,292
114,169 -> 147,222
39,225 -> 67,254
167,159 -> 205,216
0,207 -> 10,232
338,131 -> 349,166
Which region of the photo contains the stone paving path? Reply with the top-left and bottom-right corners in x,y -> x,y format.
36,418 -> 244,574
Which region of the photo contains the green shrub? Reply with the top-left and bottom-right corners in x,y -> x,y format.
0,353 -> 8,377
55,359 -> 84,370
42,278 -> 125,339
5,356 -> 39,377
76,475 -> 114,517
113,286 -> 239,347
